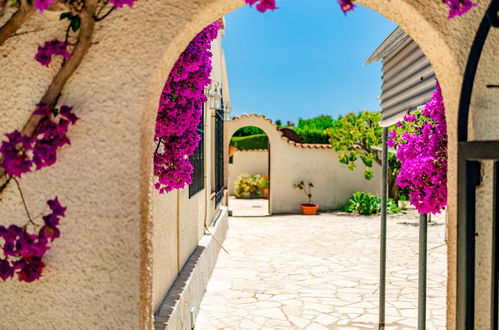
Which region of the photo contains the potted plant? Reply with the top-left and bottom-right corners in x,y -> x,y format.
293,181 -> 319,215
260,175 -> 269,199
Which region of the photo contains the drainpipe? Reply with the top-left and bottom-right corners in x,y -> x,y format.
418,213 -> 428,330
176,189 -> 181,274
379,127 -> 388,329
203,107 -> 210,229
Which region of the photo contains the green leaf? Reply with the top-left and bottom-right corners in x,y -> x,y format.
60,12 -> 72,20
70,16 -> 81,32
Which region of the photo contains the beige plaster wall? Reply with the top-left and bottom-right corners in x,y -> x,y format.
228,150 -> 269,195
151,192 -> 178,313
272,143 -> 381,213
0,0 -> 494,327
227,115 -> 381,213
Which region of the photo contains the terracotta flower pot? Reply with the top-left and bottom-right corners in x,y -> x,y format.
262,187 -> 269,199
300,203 -> 319,215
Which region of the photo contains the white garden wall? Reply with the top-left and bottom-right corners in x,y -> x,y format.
227,115 -> 381,213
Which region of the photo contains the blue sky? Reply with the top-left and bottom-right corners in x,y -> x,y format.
223,0 -> 396,123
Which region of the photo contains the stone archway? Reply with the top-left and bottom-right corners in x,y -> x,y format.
0,0 -> 496,328
226,114 -> 277,214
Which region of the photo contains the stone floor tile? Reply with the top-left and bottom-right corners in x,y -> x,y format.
196,209 -> 447,330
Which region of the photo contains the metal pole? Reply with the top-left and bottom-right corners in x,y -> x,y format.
418,213 -> 428,330
379,127 -> 388,329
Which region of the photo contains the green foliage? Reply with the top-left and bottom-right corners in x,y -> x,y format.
235,174 -> 263,198
326,111 -> 383,174
60,12 -> 81,32
232,126 -> 265,137
275,120 -> 282,127
344,192 -> 400,215
230,134 -> 269,150
325,110 -> 402,202
294,115 -> 334,144
260,175 -> 269,189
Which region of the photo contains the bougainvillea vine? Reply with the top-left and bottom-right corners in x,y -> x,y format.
0,103 -> 79,177
35,40 -> 72,67
388,80 -> 447,214
0,197 -> 66,282
0,0 -> 136,283
0,102 -> 76,282
153,21 -> 221,193
244,0 -> 476,17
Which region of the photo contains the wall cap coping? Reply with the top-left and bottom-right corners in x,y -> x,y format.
231,113 -> 332,150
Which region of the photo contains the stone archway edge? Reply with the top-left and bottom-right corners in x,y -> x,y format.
231,113 -> 332,149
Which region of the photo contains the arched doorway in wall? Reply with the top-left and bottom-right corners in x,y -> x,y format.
0,0 -> 490,326
135,0 -> 486,327
227,125 -> 270,216
193,2 -> 449,328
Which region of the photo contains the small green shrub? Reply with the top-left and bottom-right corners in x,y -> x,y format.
230,134 -> 269,150
344,192 -> 400,215
260,175 -> 269,189
232,126 -> 265,137
235,174 -> 263,198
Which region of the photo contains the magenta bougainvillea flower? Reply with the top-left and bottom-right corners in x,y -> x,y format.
35,40 -> 72,67
338,0 -> 355,13
0,103 -> 78,177
444,0 -> 477,18
0,131 -> 35,177
389,80 -> 447,214
108,0 -> 136,8
245,0 -> 277,12
0,197 -> 65,282
154,21 -> 221,193
245,0 -> 475,16
33,0 -> 55,12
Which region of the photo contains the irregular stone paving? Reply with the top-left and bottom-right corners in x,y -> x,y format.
229,197 -> 269,217
195,209 -> 447,329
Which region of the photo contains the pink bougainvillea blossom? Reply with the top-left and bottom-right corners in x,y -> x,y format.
338,0 -> 355,13
245,0 -> 476,17
0,103 -> 78,177
0,197 -> 66,282
245,0 -> 277,12
389,80 -> 447,214
0,131 -> 35,177
108,0 -> 136,8
33,0 -> 55,12
154,21 -> 221,193
444,0 -> 477,18
35,40 -> 72,67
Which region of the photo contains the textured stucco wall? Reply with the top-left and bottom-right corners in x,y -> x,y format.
228,150 -> 269,195
152,192 -> 178,313
0,0 -> 494,327
272,143 -> 381,213
227,115 -> 381,213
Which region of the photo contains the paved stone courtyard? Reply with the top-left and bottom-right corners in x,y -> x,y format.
195,208 -> 447,329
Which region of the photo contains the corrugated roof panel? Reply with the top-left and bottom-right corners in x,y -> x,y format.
366,27 -> 436,127
381,65 -> 435,99
381,75 -> 436,109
